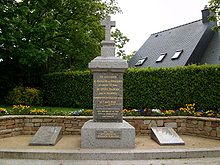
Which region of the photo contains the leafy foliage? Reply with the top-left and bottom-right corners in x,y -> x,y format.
71,109 -> 93,116
6,104 -> 47,115
111,28 -> 129,59
124,51 -> 136,61
6,86 -> 43,106
0,0 -> 120,70
0,107 -> 8,116
0,0 -> 123,101
209,0 -> 220,30
0,105 -> 81,115
11,104 -> 31,115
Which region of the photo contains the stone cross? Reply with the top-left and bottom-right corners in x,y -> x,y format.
101,16 -> 116,41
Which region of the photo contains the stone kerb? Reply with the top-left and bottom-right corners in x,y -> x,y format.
0,116 -> 219,139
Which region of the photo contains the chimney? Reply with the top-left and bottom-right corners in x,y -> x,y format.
202,5 -> 210,23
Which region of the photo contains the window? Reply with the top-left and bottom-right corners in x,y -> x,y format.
172,50 -> 183,60
135,57 -> 147,66
156,53 -> 167,63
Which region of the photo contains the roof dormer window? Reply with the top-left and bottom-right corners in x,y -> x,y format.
156,53 -> 167,63
135,57 -> 147,66
172,50 -> 183,60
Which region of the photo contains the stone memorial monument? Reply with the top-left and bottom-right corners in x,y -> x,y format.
81,16 -> 135,148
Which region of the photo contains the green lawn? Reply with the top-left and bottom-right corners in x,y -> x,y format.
37,106 -> 81,115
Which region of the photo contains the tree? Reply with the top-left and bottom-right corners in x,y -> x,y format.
0,0 -> 122,101
208,0 -> 220,30
111,28 -> 129,60
0,0 -> 121,72
124,51 -> 136,61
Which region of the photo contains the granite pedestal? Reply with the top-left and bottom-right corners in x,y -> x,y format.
81,120 -> 135,148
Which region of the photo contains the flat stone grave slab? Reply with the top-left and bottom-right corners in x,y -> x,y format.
29,126 -> 62,146
151,127 -> 185,145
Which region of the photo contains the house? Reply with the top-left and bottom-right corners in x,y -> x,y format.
129,6 -> 220,68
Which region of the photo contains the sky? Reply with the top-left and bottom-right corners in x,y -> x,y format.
111,0 -> 210,55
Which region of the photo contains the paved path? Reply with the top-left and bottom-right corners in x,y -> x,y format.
0,135 -> 220,150
1,157 -> 220,165
1,135 -> 219,165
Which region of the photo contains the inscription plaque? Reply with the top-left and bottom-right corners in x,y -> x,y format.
151,127 -> 185,145
93,72 -> 123,122
29,126 -> 62,146
96,130 -> 121,139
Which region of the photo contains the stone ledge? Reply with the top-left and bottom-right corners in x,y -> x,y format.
125,116 -> 220,121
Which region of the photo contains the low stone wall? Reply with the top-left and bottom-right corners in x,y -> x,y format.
0,116 -> 219,139
125,116 -> 220,139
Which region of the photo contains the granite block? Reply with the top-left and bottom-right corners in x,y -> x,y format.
81,120 -> 135,148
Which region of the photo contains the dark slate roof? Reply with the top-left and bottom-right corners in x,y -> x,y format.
129,19 -> 216,68
200,30 -> 220,64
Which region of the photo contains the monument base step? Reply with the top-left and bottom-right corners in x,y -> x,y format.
81,120 -> 135,149
1,148 -> 220,160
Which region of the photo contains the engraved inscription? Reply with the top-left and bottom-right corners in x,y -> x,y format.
96,109 -> 120,120
96,130 -> 121,139
94,73 -> 122,108
93,72 -> 123,122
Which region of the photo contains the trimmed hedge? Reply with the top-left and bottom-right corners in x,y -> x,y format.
42,71 -> 92,108
124,65 -> 220,111
42,65 -> 220,111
